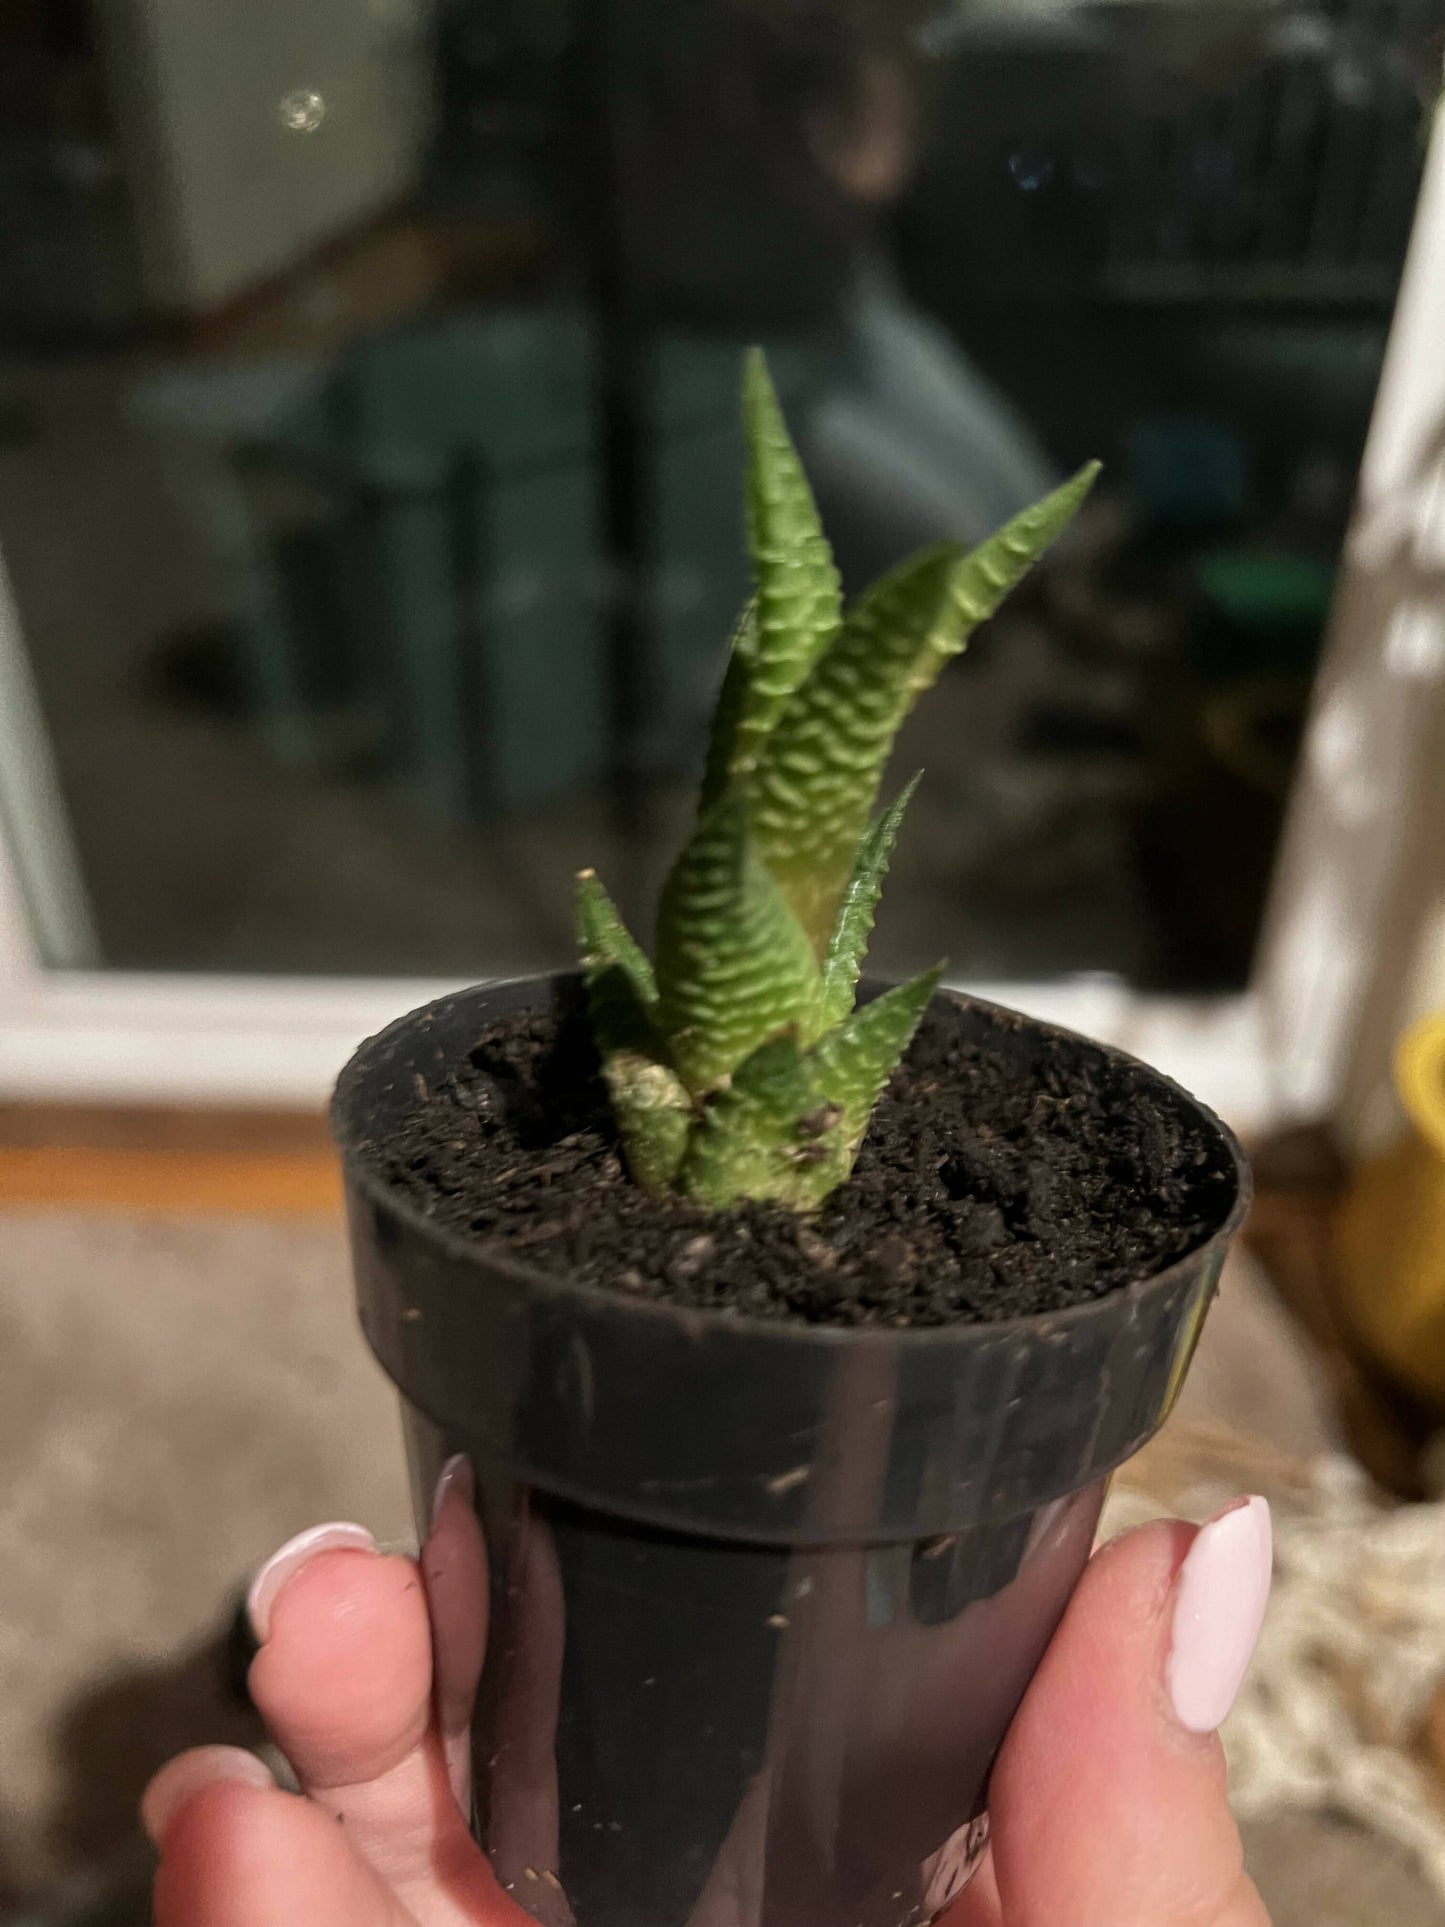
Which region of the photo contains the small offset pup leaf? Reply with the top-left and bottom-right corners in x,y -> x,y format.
722,351 -> 842,782
749,464 -> 1100,952
699,599 -> 758,812
577,868 -> 657,1058
818,772 -> 922,1031
600,1049 -> 692,1200
655,790 -> 821,1096
680,967 -> 942,1209
681,1031 -> 818,1208
810,965 -> 943,1159
576,871 -> 689,1198
577,869 -> 657,1007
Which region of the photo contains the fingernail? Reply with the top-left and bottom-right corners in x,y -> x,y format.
426,1455 -> 483,1816
1167,1495 -> 1272,1733
247,1522 -> 377,1643
142,1746 -> 274,1846
431,1453 -> 475,1531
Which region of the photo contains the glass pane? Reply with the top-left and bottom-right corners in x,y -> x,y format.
2,0 -> 1441,985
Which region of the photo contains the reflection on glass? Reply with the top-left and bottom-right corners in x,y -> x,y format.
0,0 -> 1440,986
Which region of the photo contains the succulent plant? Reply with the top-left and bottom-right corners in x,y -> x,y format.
577,350 -> 1097,1210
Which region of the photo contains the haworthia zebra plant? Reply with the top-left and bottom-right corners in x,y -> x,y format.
578,350 -> 1098,1211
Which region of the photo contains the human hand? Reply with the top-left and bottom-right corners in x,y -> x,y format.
142,1495 -> 1272,1926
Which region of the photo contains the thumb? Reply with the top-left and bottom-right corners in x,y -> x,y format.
961,1499 -> 1272,1927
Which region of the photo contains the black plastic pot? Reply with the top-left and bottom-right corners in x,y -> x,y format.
333,975 -> 1249,1927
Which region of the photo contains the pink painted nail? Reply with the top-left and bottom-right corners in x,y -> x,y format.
141,1746 -> 274,1846
427,1455 -> 482,1816
431,1453 -> 475,1531
247,1522 -> 377,1642
1167,1496 -> 1272,1734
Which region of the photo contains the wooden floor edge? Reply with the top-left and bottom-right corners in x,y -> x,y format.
0,1147 -> 342,1215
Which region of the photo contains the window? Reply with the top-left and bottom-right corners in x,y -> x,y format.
2,0 -> 1442,1113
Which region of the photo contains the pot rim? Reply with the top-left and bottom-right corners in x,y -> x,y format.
333,971 -> 1253,1350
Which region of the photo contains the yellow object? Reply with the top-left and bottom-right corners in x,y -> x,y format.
1336,1013 -> 1445,1404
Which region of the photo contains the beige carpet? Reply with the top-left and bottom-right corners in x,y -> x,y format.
0,1208 -> 1436,1924
0,1211 -> 410,1896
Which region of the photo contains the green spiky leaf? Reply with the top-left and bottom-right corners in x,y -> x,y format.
575,352 -> 1102,1217
722,350 -> 842,782
699,599 -> 758,812
818,772 -> 922,1031
748,464 -> 1100,951
654,791 -> 821,1096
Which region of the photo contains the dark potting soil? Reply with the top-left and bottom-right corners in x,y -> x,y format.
361,998 -> 1239,1327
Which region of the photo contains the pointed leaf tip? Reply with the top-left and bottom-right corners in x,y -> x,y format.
818,771 -> 923,1030
812,962 -> 942,1152
748,467 -> 1099,950
577,869 -> 656,1007
731,349 -> 842,784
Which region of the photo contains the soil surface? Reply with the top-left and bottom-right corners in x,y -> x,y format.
359,998 -> 1240,1326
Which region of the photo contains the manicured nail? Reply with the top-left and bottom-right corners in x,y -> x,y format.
427,1455 -> 482,1816
1167,1496 -> 1272,1733
247,1522 -> 377,1642
432,1453 -> 475,1531
142,1746 -> 274,1846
